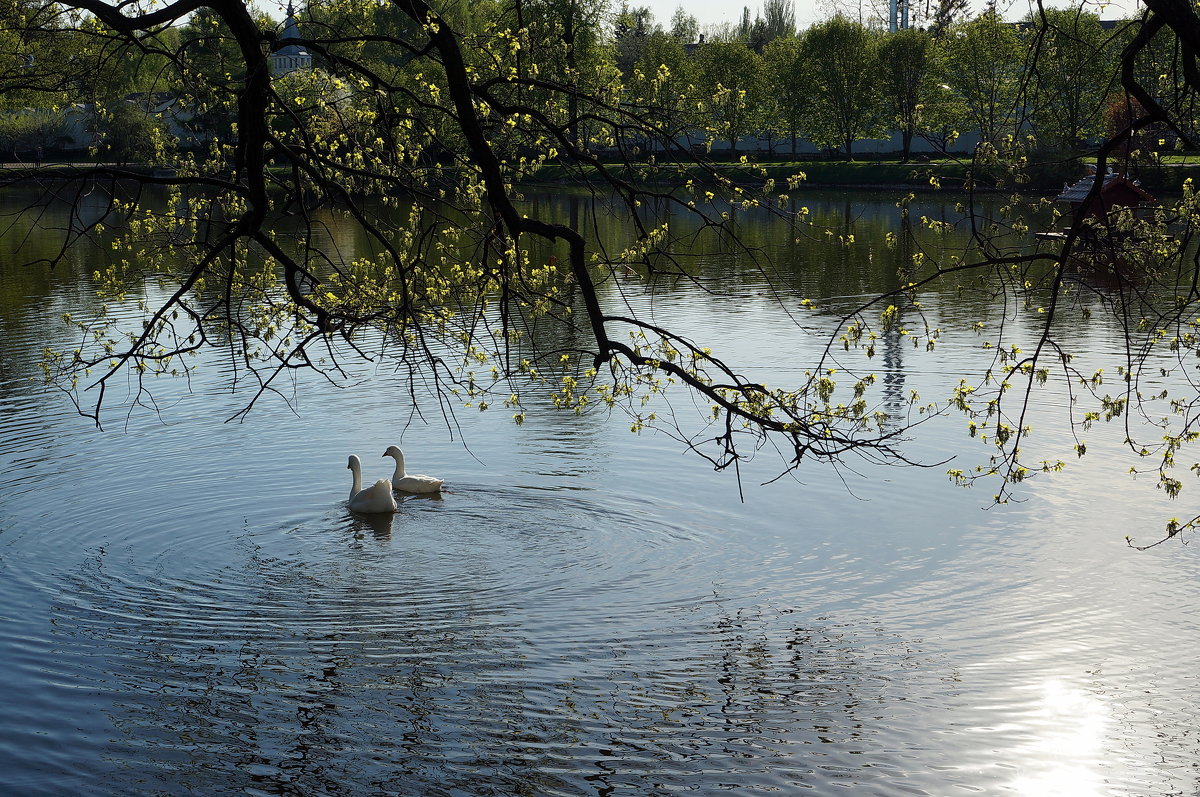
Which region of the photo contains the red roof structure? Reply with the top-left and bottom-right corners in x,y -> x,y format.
1050,169 -> 1161,283
1055,170 -> 1155,221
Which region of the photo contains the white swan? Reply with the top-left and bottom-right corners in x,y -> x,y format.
383,445 -> 444,493
347,454 -> 397,513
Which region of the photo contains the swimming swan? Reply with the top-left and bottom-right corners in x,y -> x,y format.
383,446 -> 444,494
347,454 -> 398,513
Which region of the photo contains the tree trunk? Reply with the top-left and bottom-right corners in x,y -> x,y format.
901,127 -> 913,163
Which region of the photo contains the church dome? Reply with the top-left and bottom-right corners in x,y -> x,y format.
271,2 -> 312,75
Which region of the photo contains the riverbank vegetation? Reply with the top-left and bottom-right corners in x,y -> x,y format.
0,1 -> 1193,169
4,0 -> 1200,543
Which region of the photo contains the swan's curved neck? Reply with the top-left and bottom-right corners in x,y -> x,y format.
349,459 -> 363,499
390,451 -> 406,480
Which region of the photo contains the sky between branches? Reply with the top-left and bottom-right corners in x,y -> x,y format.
258,0 -> 1137,33
637,0 -> 1136,34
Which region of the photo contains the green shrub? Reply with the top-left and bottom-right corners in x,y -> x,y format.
0,109 -> 70,158
90,102 -> 176,163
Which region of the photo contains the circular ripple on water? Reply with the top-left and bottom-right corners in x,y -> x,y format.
18,481 -> 745,665
279,483 -> 744,623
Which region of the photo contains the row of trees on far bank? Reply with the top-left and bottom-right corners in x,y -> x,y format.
617,5 -> 1143,159
0,0 -> 1187,162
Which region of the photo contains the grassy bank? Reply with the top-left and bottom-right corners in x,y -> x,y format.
12,154 -> 1199,196
533,158 -> 974,190
534,156 -> 1200,194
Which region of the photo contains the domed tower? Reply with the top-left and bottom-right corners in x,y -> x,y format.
270,2 -> 312,76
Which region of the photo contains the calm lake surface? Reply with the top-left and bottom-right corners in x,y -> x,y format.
1,186 -> 1198,796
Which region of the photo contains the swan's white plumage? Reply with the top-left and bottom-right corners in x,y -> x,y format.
383,445 -> 444,493
347,454 -> 398,513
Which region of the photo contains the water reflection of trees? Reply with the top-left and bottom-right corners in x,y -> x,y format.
512,188 -> 1019,308
50,542 -> 934,794
0,188 -> 124,386
51,539 -> 544,793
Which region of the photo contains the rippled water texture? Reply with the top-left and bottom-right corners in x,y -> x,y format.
2,188 -> 1199,795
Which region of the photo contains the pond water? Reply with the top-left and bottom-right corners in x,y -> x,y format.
1,186 -> 1198,796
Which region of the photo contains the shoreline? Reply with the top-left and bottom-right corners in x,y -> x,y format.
4,157 -> 1197,196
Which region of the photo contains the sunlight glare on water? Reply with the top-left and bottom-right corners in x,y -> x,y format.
1006,679 -> 1110,797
